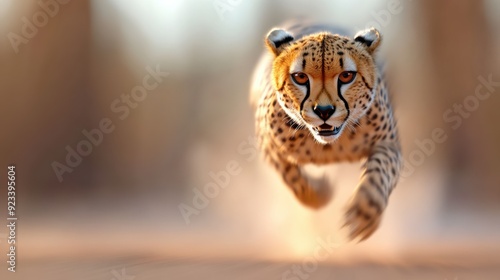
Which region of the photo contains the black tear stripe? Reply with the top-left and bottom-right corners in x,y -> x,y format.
337,79 -> 350,123
299,81 -> 310,112
274,36 -> 294,49
339,57 -> 344,68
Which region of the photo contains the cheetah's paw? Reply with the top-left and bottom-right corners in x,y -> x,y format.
343,188 -> 383,241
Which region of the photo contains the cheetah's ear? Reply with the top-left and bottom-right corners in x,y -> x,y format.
266,28 -> 294,56
354,28 -> 382,54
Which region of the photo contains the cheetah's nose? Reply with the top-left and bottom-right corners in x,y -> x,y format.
313,104 -> 335,121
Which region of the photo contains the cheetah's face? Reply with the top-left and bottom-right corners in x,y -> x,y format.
266,28 -> 381,144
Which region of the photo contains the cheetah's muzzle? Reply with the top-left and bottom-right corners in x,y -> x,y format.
316,124 -> 342,136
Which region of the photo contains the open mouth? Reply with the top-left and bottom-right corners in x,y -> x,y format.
315,123 -> 343,136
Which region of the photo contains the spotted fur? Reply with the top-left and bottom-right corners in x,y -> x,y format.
250,23 -> 402,241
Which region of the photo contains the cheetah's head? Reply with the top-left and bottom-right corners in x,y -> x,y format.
266,28 -> 381,144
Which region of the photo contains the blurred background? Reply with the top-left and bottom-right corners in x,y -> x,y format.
0,0 -> 500,279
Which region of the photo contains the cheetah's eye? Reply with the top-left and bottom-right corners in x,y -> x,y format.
291,72 -> 309,85
338,71 -> 356,84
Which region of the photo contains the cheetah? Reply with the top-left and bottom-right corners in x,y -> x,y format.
250,23 -> 402,241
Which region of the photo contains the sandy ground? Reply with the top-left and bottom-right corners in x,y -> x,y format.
1,258 -> 500,280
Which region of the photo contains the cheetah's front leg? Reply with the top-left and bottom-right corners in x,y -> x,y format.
344,143 -> 402,241
271,154 -> 332,209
